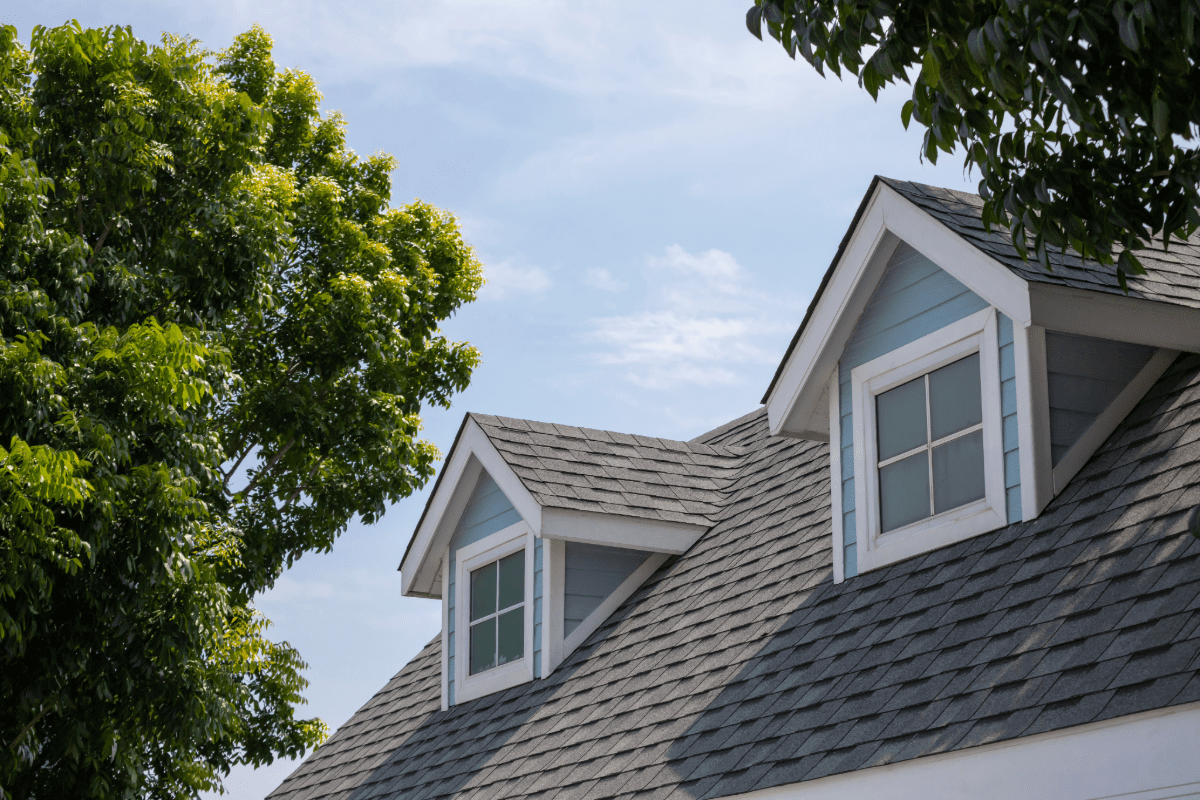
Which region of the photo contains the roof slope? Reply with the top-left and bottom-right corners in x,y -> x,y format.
470,413 -> 747,528
271,355 -> 1200,800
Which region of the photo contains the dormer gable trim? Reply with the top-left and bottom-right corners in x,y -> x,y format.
401,416 -> 543,599
764,179 -> 1031,442
401,415 -> 713,600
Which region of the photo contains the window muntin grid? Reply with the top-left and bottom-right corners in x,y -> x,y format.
876,353 -> 985,533
468,549 -> 525,675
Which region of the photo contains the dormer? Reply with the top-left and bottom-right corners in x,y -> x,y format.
764,177 -> 1200,581
400,414 -> 737,708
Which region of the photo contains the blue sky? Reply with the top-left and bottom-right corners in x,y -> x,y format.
9,3 -> 979,797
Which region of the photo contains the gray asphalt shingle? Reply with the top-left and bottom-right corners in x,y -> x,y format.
268,351 -> 1200,800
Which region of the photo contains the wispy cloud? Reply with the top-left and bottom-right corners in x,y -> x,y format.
479,259 -> 552,300
585,245 -> 801,390
583,268 -> 625,292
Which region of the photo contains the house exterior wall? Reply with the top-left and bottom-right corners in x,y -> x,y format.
837,242 -> 994,576
563,542 -> 648,636
446,471 -> 529,704
1046,331 -> 1156,465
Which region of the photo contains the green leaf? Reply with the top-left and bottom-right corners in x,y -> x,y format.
746,5 -> 764,40
901,99 -> 915,129
921,49 -> 941,88
1152,88 -> 1170,139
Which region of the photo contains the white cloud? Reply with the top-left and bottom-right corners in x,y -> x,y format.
479,259 -> 552,300
585,245 -> 800,390
583,268 -> 625,292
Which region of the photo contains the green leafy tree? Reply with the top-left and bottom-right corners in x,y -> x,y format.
747,0 -> 1200,287
0,21 -> 482,799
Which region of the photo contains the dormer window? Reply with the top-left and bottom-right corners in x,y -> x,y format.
852,308 -> 1007,573
876,352 -> 984,532
453,521 -> 534,703
468,550 -> 525,675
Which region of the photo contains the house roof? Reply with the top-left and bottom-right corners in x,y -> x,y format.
762,176 -> 1200,404
269,353 -> 1200,800
468,413 -> 747,528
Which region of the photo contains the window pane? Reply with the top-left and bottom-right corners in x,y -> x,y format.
497,550 -> 525,610
933,429 -> 986,514
497,607 -> 524,666
877,377 -> 927,461
470,562 -> 496,621
880,451 -> 931,533
469,618 -> 496,675
929,353 -> 982,441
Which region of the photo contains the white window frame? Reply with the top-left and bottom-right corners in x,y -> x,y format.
453,520 -> 535,704
851,307 -> 1006,573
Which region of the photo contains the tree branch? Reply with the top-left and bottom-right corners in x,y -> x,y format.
86,221 -> 114,268
286,457 -> 325,507
8,706 -> 49,752
239,437 -> 296,498
223,443 -> 256,488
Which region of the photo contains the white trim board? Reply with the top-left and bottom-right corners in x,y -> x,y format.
717,702 -> 1200,800
539,507 -> 706,555
1030,283 -> 1200,354
766,182 -> 1032,441
401,418 -> 543,598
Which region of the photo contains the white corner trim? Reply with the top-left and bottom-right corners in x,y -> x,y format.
829,371 -> 845,585
551,552 -> 668,675
539,507 -> 706,555
1030,282 -> 1200,354
852,308 -> 1007,574
766,181 -> 1033,441
1014,323 -> 1054,520
714,702 -> 1200,800
1052,348 -> 1179,493
452,521 -> 535,705
401,418 -> 543,598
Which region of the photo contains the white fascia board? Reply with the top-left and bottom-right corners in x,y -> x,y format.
400,418 -> 543,598
716,702 -> 1200,800
540,506 -> 706,555
766,184 -> 894,440
768,182 -> 1031,440
1030,282 -> 1200,353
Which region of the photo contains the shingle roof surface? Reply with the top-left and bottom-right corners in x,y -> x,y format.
882,177 -> 1200,308
469,413 -> 746,527
270,355 -> 1200,800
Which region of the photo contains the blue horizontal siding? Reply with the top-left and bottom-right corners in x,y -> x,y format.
1045,332 -> 1154,466
998,314 -> 1021,523
564,542 -> 647,637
